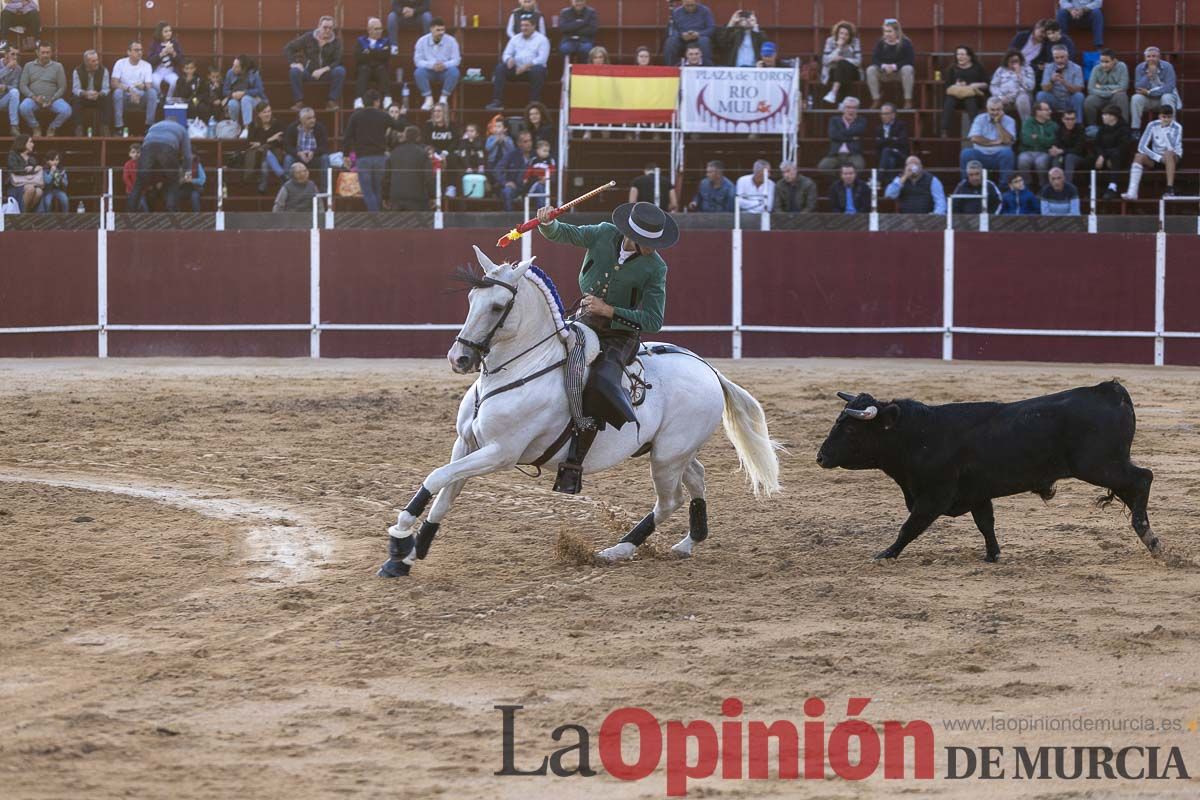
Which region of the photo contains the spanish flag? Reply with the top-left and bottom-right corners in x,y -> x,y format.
569,65 -> 680,125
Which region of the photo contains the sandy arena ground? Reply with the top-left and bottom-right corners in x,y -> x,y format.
1,357 -> 1198,799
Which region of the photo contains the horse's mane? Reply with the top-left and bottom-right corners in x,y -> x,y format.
449,262 -> 570,340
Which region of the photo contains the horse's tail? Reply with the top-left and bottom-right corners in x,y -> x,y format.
715,370 -> 782,498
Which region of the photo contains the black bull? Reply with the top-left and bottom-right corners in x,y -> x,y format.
816,381 -> 1158,562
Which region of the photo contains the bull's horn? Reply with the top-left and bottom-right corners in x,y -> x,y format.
844,406 -> 878,421
836,391 -> 857,403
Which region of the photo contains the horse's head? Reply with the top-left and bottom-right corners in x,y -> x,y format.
448,245 -> 537,374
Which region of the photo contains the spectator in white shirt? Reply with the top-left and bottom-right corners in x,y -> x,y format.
413,17 -> 460,111
112,41 -> 157,129
1123,105 -> 1184,199
735,159 -> 774,214
486,17 -> 549,110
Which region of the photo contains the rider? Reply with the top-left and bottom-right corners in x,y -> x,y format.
536,200 -> 679,494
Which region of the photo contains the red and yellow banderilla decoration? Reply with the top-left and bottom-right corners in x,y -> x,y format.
496,181 -> 617,248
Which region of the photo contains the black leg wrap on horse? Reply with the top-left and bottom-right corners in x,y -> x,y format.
554,428 -> 598,495
620,513 -> 656,546
689,498 -> 709,542
404,485 -> 432,518
416,521 -> 440,560
378,533 -> 415,577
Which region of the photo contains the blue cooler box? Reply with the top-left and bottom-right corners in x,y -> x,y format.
164,103 -> 188,127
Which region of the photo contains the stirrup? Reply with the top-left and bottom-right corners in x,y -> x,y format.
553,462 -> 583,494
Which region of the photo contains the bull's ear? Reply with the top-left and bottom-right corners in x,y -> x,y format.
836,391 -> 856,403
879,404 -> 901,430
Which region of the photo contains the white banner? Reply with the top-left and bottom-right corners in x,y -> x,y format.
680,67 -> 797,134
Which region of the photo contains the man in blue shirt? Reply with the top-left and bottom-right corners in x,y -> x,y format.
828,164 -> 872,214
884,155 -> 946,214
687,160 -> 735,212
497,129 -> 535,211
1036,45 -> 1085,120
664,0 -> 715,66
959,97 -> 1017,185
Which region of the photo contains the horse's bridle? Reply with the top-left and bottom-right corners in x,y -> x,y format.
456,276 -> 518,364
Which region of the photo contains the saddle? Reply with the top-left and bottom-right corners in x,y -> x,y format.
565,323 -> 648,431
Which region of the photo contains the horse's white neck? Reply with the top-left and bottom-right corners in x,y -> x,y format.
479,277 -> 565,387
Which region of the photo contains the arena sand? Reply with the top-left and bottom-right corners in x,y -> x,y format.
1,358 -> 1198,799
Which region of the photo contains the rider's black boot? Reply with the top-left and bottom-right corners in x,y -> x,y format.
553,427 -> 597,494
586,356 -> 638,430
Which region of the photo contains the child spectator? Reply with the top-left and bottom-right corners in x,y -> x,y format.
39,148 -> 68,211
1094,105 -> 1129,199
486,114 -> 516,191
148,21 -> 183,99
205,64 -> 223,118
1000,174 -> 1040,214
454,123 -> 486,175
180,154 -> 205,211
123,142 -> 149,211
521,138 -> 554,208
175,59 -> 207,119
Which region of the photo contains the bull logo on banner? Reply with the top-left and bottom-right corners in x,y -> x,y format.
682,67 -> 797,134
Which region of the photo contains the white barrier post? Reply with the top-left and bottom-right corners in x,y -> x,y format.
434,167 -> 444,230
942,225 -> 955,361
654,166 -> 661,208
0,169 -> 4,232
979,169 -> 989,232
106,168 -> 116,231
310,228 -> 321,359
97,229 -> 108,358
732,198 -> 743,359
215,167 -> 225,231
1088,170 -> 1098,233
1155,230 -> 1166,366
869,169 -> 879,232
325,167 -> 335,228
522,194 -> 533,263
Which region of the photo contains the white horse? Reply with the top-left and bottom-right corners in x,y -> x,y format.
378,246 -> 780,577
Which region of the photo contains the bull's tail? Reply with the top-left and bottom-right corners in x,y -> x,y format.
1096,489 -> 1119,510
715,371 -> 782,498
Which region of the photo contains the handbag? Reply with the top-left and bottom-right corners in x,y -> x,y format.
9,166 -> 43,187
946,84 -> 980,99
335,171 -> 362,198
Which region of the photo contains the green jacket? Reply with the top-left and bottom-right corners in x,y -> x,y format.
1020,117 -> 1057,153
538,219 -> 668,333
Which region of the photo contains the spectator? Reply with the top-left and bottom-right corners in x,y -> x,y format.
148,21 -> 182,99
174,60 -> 207,120
6,133 -> 39,211
222,55 -> 265,129
342,89 -> 399,212
522,138 -> 554,208
111,41 -> 156,132
1123,105 -> 1183,199
285,15 -> 345,111
522,102 -> 553,150
884,155 -> 945,214
424,101 -> 456,156
773,160 -> 817,213
634,45 -> 652,66
588,45 -> 609,65
828,163 -> 871,214
630,162 -> 678,211
203,64 -> 223,118
1057,1 -> 1103,48
388,1 -> 432,49
1040,22 -> 1077,69
273,161 -> 321,213
506,0 -> 546,39
413,17 -> 461,111
1094,105 -> 1129,199
960,97 -> 1017,185
687,159 -> 735,212
451,122 -> 486,196
663,0 -> 715,67
130,118 -> 192,212
1039,166 -> 1080,214
498,129 -> 535,211
284,107 -> 330,190
817,96 -> 867,172
1009,19 -> 1048,74
559,0 -> 599,63
1000,173 -> 1040,214
248,102 -> 286,193
179,154 -> 205,212
866,18 -> 915,109
123,142 -> 147,211
1036,45 -> 1084,120
952,160 -> 1002,215
38,147 -> 66,211
1051,109 -> 1086,183
388,125 -> 435,210
875,102 -> 910,180
487,16 -> 549,110
1084,49 -> 1128,125
715,10 -> 763,68
819,20 -> 861,105
941,45 -> 988,138
0,45 -> 18,132
354,18 -> 392,108
735,159 -> 773,214
681,43 -> 704,67
990,49 -> 1034,122
485,114 -> 516,191
70,49 -> 110,136
1017,101 -> 1057,188
757,41 -> 778,68
1130,47 -> 1179,139
0,1 -> 39,51
18,41 -> 66,136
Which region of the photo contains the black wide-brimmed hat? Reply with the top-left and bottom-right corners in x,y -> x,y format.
612,201 -> 680,250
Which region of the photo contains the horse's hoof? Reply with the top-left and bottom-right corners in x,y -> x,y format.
670,535 -> 695,558
873,549 -> 898,561
984,552 -> 1000,563
597,542 -> 637,562
377,558 -> 412,578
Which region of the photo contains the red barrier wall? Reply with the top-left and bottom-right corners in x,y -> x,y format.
741,231 -> 943,358
0,231 -> 97,357
1162,237 -> 1200,367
